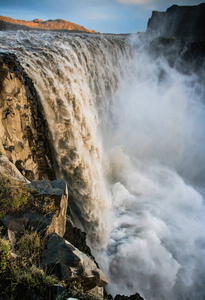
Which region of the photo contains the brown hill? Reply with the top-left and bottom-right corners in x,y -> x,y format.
0,15 -> 96,33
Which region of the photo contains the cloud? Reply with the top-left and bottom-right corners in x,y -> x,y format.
116,0 -> 159,10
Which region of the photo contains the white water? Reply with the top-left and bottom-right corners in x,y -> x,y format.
1,31 -> 205,299
96,35 -> 205,300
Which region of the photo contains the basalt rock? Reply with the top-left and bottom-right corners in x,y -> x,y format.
147,3 -> 205,41
0,52 -> 55,181
114,293 -> 144,300
1,179 -> 68,245
40,233 -> 108,297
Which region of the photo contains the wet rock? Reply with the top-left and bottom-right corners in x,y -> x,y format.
64,216 -> 92,257
114,293 -> 144,300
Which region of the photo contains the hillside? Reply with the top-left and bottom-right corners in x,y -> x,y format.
0,15 -> 96,33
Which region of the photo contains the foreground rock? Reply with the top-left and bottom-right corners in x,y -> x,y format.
1,179 -> 68,244
114,294 -> 144,300
41,233 -> 108,298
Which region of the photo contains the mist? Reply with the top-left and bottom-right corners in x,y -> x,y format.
95,34 -> 205,300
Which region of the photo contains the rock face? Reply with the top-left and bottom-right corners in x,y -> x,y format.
0,53 -> 55,181
147,3 -> 205,40
40,233 -> 108,297
1,179 -> 68,244
0,15 -> 96,33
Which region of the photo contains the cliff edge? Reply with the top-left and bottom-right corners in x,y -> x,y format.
146,3 -> 205,40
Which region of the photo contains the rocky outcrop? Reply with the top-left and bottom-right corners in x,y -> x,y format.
40,233 -> 108,297
146,3 -> 205,41
148,37 -> 205,77
0,53 -> 55,181
64,216 -> 92,257
1,179 -> 68,244
0,154 -> 29,182
114,294 -> 144,300
0,16 -> 96,33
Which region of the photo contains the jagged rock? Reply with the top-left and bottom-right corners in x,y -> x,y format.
114,293 -> 144,300
1,179 -> 68,243
0,154 -> 29,182
147,3 -> 205,41
48,284 -> 65,300
0,52 -> 55,181
40,233 -> 108,294
64,216 -> 92,257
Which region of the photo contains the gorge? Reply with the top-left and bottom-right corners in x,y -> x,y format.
0,3 -> 205,300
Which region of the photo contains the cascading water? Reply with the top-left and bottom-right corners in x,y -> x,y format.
0,30 -> 205,300
95,35 -> 205,300
0,30 -> 132,247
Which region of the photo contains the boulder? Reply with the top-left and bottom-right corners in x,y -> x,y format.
114,293 -> 144,300
40,233 -> 108,294
0,154 -> 29,182
1,179 -> 68,243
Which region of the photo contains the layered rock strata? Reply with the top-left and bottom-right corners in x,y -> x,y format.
0,53 -> 55,181
146,3 -> 205,40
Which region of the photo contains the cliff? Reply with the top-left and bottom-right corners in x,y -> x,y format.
146,3 -> 205,40
0,53 -> 55,181
0,16 -> 96,33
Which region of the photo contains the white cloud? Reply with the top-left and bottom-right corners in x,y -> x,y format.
116,0 -> 159,10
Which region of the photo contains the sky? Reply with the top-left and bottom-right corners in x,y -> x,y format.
0,0 -> 204,33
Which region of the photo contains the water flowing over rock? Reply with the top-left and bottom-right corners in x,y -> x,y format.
0,31 -> 132,247
0,6 -> 205,299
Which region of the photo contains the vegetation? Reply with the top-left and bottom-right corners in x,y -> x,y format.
0,174 -> 30,218
0,238 -> 10,273
0,231 -> 57,300
0,174 -> 104,299
0,174 -> 58,218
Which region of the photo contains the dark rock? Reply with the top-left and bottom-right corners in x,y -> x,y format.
48,284 -> 65,300
64,216 -> 92,257
147,3 -> 205,41
40,233 -> 108,293
1,179 -> 68,242
114,293 -> 144,300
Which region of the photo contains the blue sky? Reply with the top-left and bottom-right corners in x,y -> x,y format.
0,0 -> 204,33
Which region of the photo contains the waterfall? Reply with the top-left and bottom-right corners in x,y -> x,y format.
1,31 -> 205,300
0,31 -> 132,247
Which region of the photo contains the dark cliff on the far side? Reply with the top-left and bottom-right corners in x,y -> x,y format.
146,3 -> 205,40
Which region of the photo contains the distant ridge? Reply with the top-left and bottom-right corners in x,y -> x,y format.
0,15 -> 96,33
